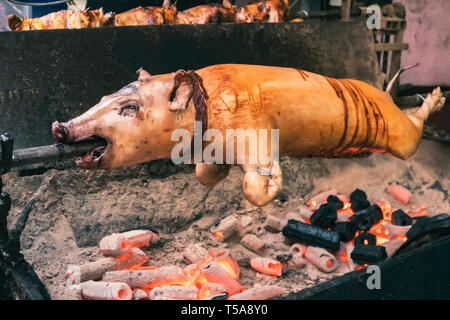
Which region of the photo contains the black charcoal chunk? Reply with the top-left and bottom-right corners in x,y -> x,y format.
354,232 -> 376,247
391,209 -> 413,226
350,189 -> 367,202
351,245 -> 387,264
310,203 -> 338,229
331,222 -> 356,242
282,219 -> 340,252
350,189 -> 370,213
351,199 -> 371,213
327,195 -> 344,210
350,204 -> 383,231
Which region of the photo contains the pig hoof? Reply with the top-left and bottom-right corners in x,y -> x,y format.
242,161 -> 283,207
52,121 -> 68,143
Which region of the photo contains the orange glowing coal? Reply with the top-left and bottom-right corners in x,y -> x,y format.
214,231 -> 224,239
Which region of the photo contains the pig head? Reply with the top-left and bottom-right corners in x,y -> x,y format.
52,69 -> 198,169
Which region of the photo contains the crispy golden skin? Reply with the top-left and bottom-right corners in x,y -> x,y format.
8,8 -> 114,31
114,5 -> 177,26
176,4 -> 235,25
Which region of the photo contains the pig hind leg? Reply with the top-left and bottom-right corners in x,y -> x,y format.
195,163 -> 230,187
407,87 -> 446,130
241,161 -> 283,207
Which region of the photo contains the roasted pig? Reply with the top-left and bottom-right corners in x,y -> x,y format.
175,1 -> 235,25
114,0 -> 177,26
8,8 -> 114,31
235,0 -> 290,23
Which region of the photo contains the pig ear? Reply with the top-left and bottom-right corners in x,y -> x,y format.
136,68 -> 152,82
167,70 -> 194,111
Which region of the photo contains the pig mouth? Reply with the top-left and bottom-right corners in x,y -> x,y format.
76,137 -> 109,169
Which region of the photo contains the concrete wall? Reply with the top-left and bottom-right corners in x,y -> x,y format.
398,0 -> 450,87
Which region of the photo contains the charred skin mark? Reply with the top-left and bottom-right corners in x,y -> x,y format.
324,77 -> 348,150
294,69 -> 309,81
188,71 -> 209,162
368,101 -> 379,147
372,101 -> 390,151
338,80 -> 360,150
351,84 -> 372,150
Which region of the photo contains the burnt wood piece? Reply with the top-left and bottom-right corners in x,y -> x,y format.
391,209 -> 413,226
354,232 -> 376,247
310,203 -> 338,229
327,195 -> 344,210
331,222 -> 356,242
350,205 -> 383,232
351,245 -> 387,264
349,189 -> 370,213
282,219 -> 340,252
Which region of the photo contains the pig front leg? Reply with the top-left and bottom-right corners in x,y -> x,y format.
195,163 -> 230,187
241,161 -> 283,207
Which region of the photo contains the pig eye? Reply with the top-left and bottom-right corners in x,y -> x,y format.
119,105 -> 140,117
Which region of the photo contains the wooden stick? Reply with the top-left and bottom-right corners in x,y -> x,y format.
67,258 -> 116,286
149,285 -> 198,300
199,262 -> 243,296
387,184 -> 412,205
382,224 -> 411,239
240,234 -> 265,253
341,0 -> 351,21
229,285 -> 284,300
212,215 -> 239,240
80,281 -> 132,300
182,243 -> 209,264
250,257 -> 282,277
304,246 -> 338,273
66,248 -> 148,286
102,266 -> 188,289
99,229 -> 158,257
264,215 -> 286,232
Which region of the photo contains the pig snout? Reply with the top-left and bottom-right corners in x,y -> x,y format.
52,121 -> 69,143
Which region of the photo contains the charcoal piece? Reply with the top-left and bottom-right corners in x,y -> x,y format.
350,204 -> 383,231
351,245 -> 387,264
211,293 -> 229,300
354,232 -> 376,247
310,203 -> 338,229
282,219 -> 340,252
350,189 -> 370,212
331,222 -> 356,242
350,189 -> 367,202
391,209 -> 413,226
351,199 -> 371,213
327,195 -> 344,210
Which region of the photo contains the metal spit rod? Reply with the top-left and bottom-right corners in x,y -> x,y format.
1,134 -> 104,173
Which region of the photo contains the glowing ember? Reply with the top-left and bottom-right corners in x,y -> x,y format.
214,231 -> 224,239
